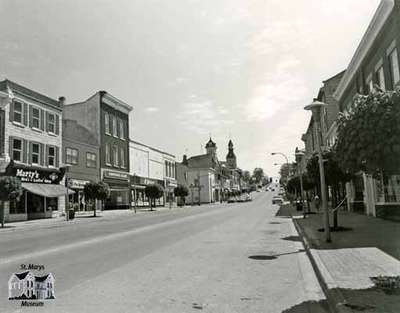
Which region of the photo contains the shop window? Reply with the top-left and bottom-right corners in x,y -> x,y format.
9,197 -> 25,214
376,174 -> 400,203
389,48 -> 400,87
104,112 -> 110,135
113,146 -> 119,166
48,146 -> 55,167
119,119 -> 125,140
32,107 -> 40,129
105,144 -> 111,165
13,101 -> 23,124
86,152 -> 96,168
120,147 -> 125,168
31,143 -> 40,165
47,113 -> 55,134
66,147 -> 78,165
112,116 -> 118,137
12,138 -> 22,162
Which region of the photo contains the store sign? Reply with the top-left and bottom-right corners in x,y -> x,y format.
104,171 -> 129,181
69,179 -> 90,189
15,169 -> 60,184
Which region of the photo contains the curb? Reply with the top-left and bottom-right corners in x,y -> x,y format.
292,218 -> 355,313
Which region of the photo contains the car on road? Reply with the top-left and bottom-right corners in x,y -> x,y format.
272,196 -> 283,205
245,193 -> 252,202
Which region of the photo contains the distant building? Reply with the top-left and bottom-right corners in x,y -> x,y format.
176,138 -> 242,204
64,91 -> 132,210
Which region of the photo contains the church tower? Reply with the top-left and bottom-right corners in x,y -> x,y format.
226,140 -> 237,169
205,137 -> 217,157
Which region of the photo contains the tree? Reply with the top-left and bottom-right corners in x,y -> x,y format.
145,184 -> 164,211
335,87 -> 400,176
252,168 -> 264,184
306,151 -> 351,228
242,171 -> 251,183
174,185 -> 189,206
0,176 -> 23,227
83,181 -> 110,217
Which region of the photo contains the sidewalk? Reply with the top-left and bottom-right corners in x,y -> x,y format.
0,202 -> 228,233
293,208 -> 400,313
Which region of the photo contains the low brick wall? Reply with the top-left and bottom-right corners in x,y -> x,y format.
376,204 -> 400,222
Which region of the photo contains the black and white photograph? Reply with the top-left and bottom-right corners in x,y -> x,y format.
0,0 -> 400,312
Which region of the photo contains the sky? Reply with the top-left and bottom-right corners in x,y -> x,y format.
0,0 -> 380,177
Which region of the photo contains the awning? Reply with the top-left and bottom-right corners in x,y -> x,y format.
22,183 -> 75,198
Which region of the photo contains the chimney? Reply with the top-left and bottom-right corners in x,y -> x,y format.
58,96 -> 66,106
182,154 -> 188,165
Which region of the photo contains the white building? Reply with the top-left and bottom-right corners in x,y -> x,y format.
129,140 -> 176,207
8,272 -> 55,300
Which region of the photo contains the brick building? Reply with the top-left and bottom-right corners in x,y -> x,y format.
0,80 -> 70,221
63,91 -> 132,210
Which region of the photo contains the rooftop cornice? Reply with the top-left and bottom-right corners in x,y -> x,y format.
333,0 -> 395,101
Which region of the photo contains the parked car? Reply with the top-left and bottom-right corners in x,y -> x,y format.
272,196 -> 283,205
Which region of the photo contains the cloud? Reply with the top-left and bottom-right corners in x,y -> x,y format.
245,56 -> 308,121
144,107 -> 159,113
176,100 -> 234,134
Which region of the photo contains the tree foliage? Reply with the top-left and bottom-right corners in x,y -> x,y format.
145,184 -> 164,209
335,87 -> 400,176
0,176 -> 23,201
83,181 -> 110,216
252,168 -> 264,184
174,185 -> 189,198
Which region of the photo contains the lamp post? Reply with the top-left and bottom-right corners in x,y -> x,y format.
295,148 -> 306,218
304,100 -> 331,243
271,152 -> 290,190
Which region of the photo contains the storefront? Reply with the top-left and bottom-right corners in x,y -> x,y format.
130,176 -> 165,208
68,179 -> 91,211
4,162 -> 73,221
102,170 -> 130,210
164,178 -> 177,206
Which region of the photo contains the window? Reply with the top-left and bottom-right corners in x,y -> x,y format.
31,143 -> 40,165
86,152 -> 96,168
104,112 -> 110,135
13,101 -> 23,124
376,66 -> 386,91
32,107 -> 40,129
105,144 -> 111,165
120,147 -> 125,168
48,146 -> 55,166
66,147 -> 78,165
112,116 -> 118,137
113,146 -> 119,166
389,48 -> 400,87
48,113 -> 55,133
12,139 -> 22,162
119,119 -> 125,140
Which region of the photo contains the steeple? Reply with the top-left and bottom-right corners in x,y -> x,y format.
226,139 -> 237,169
205,137 -> 217,157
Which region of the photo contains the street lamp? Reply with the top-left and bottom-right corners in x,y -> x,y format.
63,164 -> 72,221
295,148 -> 306,217
304,100 -> 331,243
271,152 -> 290,183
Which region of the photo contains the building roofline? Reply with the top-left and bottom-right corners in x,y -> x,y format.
322,70 -> 346,84
129,139 -> 175,158
333,0 -> 395,101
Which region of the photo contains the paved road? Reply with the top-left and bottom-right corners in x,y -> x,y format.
0,192 -> 329,313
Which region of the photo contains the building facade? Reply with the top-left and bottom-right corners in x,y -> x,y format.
63,91 -> 132,210
333,0 -> 400,217
0,80 -> 69,222
62,119 -> 100,211
129,140 -> 176,208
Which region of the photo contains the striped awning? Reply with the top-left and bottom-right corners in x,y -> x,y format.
22,183 -> 75,197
